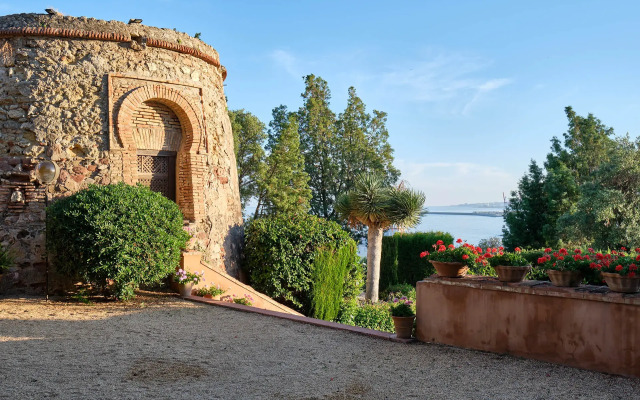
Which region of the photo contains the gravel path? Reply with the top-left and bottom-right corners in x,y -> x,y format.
0,292 -> 638,399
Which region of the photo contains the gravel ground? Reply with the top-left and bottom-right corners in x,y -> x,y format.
0,292 -> 638,399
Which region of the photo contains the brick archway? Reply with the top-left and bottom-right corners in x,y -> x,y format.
116,85 -> 205,221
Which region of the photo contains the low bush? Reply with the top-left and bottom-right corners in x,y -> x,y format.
336,300 -> 394,333
47,183 -> 189,300
244,213 -> 361,316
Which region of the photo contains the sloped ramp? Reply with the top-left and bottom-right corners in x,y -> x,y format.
180,255 -> 302,316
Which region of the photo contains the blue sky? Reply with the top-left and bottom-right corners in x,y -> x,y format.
13,1 -> 640,205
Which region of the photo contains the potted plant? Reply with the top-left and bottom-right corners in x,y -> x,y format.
420,238 -> 484,278
488,247 -> 531,282
173,269 -> 204,297
390,296 -> 415,339
194,284 -> 226,300
596,248 -> 640,293
537,248 -> 589,287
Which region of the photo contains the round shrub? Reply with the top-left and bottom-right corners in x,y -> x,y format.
244,213 -> 361,315
47,183 -> 189,300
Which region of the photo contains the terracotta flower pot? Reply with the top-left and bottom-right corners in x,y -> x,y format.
177,282 -> 194,297
602,272 -> 640,293
430,261 -> 468,278
392,315 -> 415,339
493,265 -> 531,283
547,270 -> 583,287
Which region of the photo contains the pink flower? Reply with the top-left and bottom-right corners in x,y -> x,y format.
419,251 -> 428,258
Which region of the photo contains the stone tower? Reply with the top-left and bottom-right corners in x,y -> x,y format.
0,13 -> 243,292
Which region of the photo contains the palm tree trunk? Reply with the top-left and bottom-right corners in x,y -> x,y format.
365,224 -> 384,302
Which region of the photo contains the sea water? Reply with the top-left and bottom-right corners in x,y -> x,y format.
358,205 -> 505,256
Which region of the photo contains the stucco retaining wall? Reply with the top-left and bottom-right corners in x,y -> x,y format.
415,276 -> 640,378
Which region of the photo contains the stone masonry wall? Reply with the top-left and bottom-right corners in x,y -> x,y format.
0,13 -> 242,293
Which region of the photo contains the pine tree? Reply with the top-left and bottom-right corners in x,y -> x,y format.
502,160 -> 546,249
298,74 -> 338,220
254,112 -> 311,217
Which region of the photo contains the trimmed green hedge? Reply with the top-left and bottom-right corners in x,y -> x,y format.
244,213 -> 362,316
47,183 -> 189,300
380,231 -> 454,292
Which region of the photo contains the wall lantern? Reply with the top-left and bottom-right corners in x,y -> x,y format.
36,160 -> 58,185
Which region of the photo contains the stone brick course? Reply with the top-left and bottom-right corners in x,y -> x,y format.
0,13 -> 242,293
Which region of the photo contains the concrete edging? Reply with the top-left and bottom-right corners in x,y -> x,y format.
184,295 -> 415,344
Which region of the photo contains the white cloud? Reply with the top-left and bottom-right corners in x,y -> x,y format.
396,160 -> 518,206
362,51 -> 513,115
270,49 -> 301,79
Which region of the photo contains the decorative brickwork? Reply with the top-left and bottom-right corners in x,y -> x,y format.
131,102 -> 182,151
0,13 -> 243,294
116,85 -> 205,221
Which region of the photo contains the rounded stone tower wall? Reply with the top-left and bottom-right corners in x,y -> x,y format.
0,13 -> 242,293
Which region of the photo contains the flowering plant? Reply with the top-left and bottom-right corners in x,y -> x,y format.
420,239 -> 486,267
536,248 -> 595,272
488,248 -> 529,267
173,269 -> 204,285
229,293 -> 253,306
195,284 -> 226,297
389,296 -> 415,317
594,248 -> 639,278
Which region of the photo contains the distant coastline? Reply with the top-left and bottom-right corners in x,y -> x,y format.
427,211 -> 503,218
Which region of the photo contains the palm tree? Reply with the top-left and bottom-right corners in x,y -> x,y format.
335,173 -> 425,302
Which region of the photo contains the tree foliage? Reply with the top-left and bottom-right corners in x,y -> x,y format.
229,109 -> 266,210
503,106 -> 639,250
254,112 -> 311,217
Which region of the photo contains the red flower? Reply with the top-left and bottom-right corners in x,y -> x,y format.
589,263 -> 597,269
635,248 -> 640,253
588,248 -> 594,253
574,249 -> 581,254
499,246 -> 504,251
419,251 -> 428,258
438,245 -> 446,252
544,248 -> 552,253
621,246 -> 627,251
615,265 -> 623,272
456,238 -> 463,243
436,240 -> 444,246
492,248 -> 498,253
515,247 -> 521,252
630,264 -> 638,271
462,254 -> 469,260
537,257 -> 546,264
476,247 -> 482,253
573,255 -> 583,261
612,250 -> 618,255
557,256 -> 564,260
559,248 -> 568,255
448,244 -> 455,249
636,255 -> 640,261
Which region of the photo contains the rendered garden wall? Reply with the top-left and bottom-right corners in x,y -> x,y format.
416,277 -> 639,378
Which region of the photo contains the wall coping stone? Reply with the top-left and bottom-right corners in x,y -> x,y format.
0,13 -> 226,79
419,275 -> 640,306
